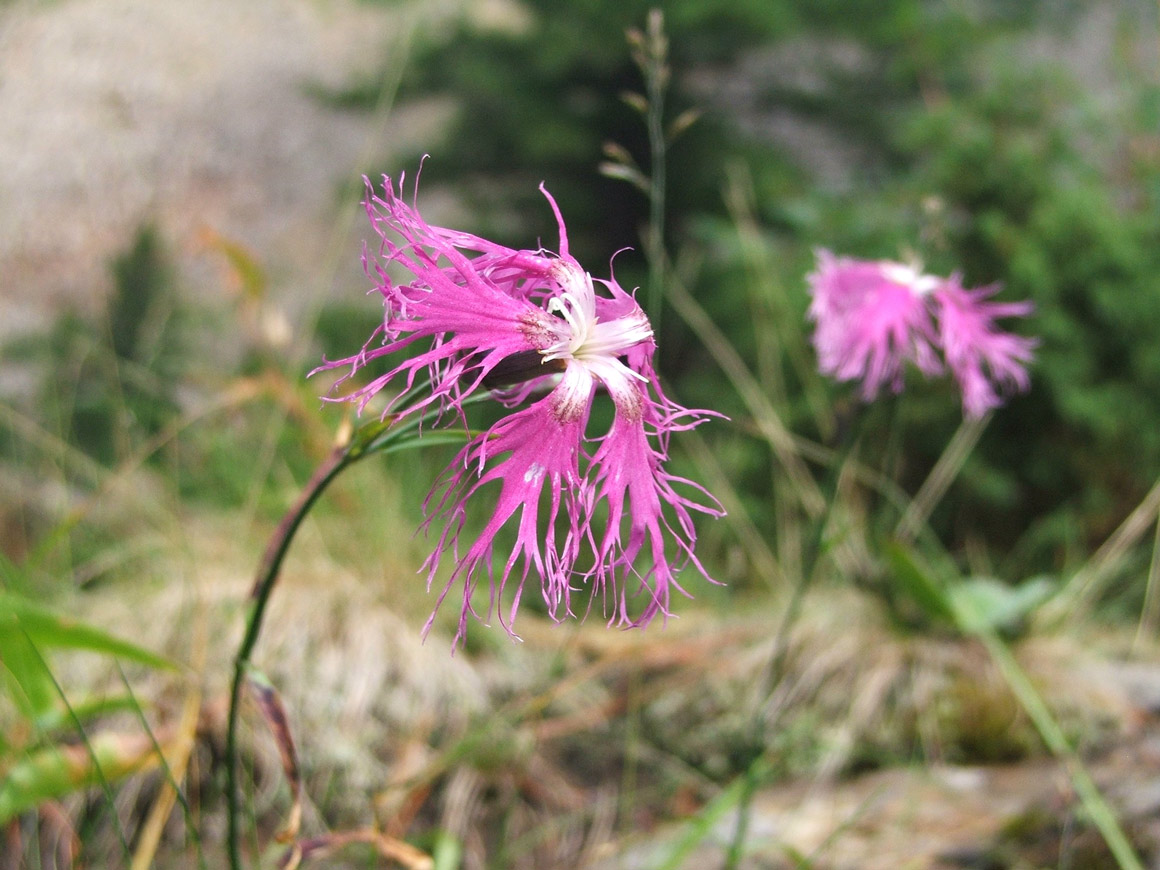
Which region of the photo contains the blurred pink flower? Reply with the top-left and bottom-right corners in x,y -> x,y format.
316,173 -> 721,644
807,251 -> 942,401
807,250 -> 1035,417
933,276 -> 1036,418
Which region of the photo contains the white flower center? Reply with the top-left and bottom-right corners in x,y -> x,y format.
539,264 -> 652,381
882,261 -> 941,296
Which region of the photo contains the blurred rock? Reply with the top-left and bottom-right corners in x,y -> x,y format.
0,0 -> 447,347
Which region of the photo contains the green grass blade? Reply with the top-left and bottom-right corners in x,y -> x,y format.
0,629 -> 59,724
883,542 -> 956,626
0,591 -> 177,671
972,627 -> 1144,870
656,757 -> 771,870
0,731 -> 165,824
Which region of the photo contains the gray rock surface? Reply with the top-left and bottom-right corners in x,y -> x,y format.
0,0 -> 442,345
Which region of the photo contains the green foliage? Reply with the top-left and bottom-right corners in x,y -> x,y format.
0,565 -> 176,824
32,224 -> 185,467
900,60 -> 1160,562
884,541 -> 1057,638
0,732 -> 156,826
684,6 -> 1159,586
340,0 -> 1160,588
373,0 -> 811,270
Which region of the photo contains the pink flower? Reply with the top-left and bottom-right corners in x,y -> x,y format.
316,173 -> 721,644
933,277 -> 1036,418
807,250 -> 1035,417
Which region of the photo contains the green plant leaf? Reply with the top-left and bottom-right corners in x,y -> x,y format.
0,730 -> 166,824
378,429 -> 474,455
432,830 -> 464,870
0,592 -> 177,672
33,693 -> 153,736
884,542 -> 956,626
348,419 -> 475,461
0,629 -> 59,725
0,550 -> 25,588
949,575 -> 1057,637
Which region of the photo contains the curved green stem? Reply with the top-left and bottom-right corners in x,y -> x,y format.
222,395 -> 482,869
225,441 -> 357,870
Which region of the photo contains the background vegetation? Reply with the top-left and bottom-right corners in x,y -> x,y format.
2,0 -> 1160,867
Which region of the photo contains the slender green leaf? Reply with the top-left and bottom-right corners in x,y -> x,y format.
35,693 -> 152,735
0,549 -> 26,589
0,592 -> 176,671
657,757 -> 771,870
431,830 -> 464,870
978,629 -> 1145,870
0,629 -> 58,724
378,429 -> 474,455
884,542 -> 956,625
0,731 -> 165,824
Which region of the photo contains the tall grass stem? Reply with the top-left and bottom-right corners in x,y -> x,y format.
895,414 -> 989,544
668,275 -> 826,517
978,628 -> 1144,870
1133,513 -> 1160,648
723,437 -> 857,870
641,8 -> 668,328
1048,476 -> 1160,623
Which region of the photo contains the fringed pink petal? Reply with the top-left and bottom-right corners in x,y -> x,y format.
316,171 -> 722,646
583,382 -> 724,629
419,375 -> 591,645
807,250 -> 940,400
933,278 -> 1037,418
808,249 -> 1035,417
